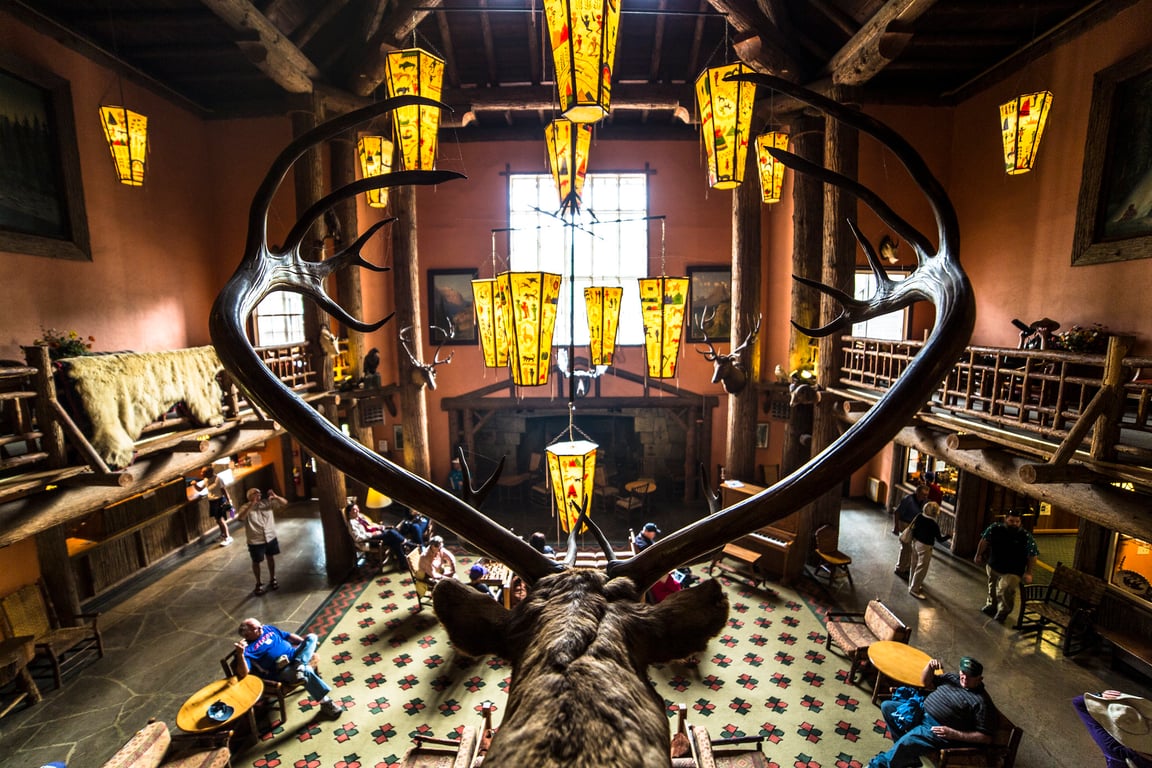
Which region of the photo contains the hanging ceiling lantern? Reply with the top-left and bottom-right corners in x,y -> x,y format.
356,135 -> 394,208
545,118 -> 592,212
1000,91 -> 1052,175
755,131 -> 790,204
383,48 -> 445,171
546,439 -> 597,534
498,271 -> 563,386
584,285 -> 622,366
695,63 -> 756,189
99,105 -> 148,186
542,0 -> 620,123
472,277 -> 510,368
638,276 -> 688,378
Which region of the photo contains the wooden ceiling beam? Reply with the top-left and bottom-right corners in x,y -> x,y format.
200,0 -> 320,93
650,0 -> 669,83
437,11 -> 461,88
350,0 -> 442,97
706,0 -> 803,78
825,0 -> 939,86
526,3 -> 542,85
479,0 -> 499,87
686,0 -> 708,79
292,0 -> 352,49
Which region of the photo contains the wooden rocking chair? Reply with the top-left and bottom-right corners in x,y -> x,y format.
220,646 -> 320,727
0,580 -> 103,690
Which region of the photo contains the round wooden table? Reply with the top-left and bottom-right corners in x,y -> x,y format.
177,674 -> 264,734
867,640 -> 932,704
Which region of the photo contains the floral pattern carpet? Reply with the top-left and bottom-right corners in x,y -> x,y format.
232,555 -> 893,768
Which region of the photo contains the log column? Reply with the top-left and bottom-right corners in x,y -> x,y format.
391,185 -> 432,480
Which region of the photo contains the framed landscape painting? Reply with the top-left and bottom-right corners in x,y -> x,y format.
687,265 -> 732,342
428,268 -> 479,345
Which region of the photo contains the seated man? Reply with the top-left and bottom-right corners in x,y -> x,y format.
634,522 -> 660,552
345,501 -> 407,567
869,656 -> 992,768
396,504 -> 430,549
418,535 -> 457,584
235,617 -> 342,717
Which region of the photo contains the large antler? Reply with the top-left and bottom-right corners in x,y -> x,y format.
611,73 -> 975,589
210,94 -> 565,586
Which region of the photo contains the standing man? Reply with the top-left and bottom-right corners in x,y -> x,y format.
234,617 -> 342,717
237,488 -> 286,596
893,485 -> 929,579
974,509 -> 1039,622
869,656 -> 993,768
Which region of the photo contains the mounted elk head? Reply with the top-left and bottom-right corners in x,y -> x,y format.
210,77 -> 974,768
695,311 -> 762,394
400,324 -> 454,390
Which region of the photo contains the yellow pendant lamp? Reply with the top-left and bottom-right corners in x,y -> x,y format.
546,439 -> 597,534
498,271 -> 563,386
383,48 -> 445,171
472,277 -> 510,368
755,131 -> 789,204
545,118 -> 592,212
584,286 -> 622,366
99,105 -> 148,186
1000,91 -> 1052,174
695,63 -> 756,189
638,276 -> 688,378
356,135 -> 394,208
542,0 -> 621,123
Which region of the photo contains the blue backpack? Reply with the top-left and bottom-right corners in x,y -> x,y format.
889,685 -> 925,730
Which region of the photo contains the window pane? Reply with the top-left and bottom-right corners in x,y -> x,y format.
253,292 -> 305,346
851,272 -> 906,340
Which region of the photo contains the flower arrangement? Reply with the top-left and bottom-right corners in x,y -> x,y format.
34,327 -> 95,360
1052,323 -> 1109,354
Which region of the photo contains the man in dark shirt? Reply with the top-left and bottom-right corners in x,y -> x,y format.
870,656 -> 993,768
974,510 -> 1039,621
893,485 -> 929,578
633,522 -> 660,552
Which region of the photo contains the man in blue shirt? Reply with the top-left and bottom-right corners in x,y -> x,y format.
235,618 -> 342,717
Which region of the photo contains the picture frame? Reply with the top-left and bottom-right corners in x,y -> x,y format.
428,268 -> 479,345
755,422 -> 770,449
393,425 -> 405,453
0,52 -> 91,260
1072,47 -> 1152,265
687,265 -> 732,342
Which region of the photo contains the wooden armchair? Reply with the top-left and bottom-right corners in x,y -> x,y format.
670,703 -> 770,768
813,524 -> 853,587
0,580 -> 103,689
406,547 -> 437,611
401,702 -> 494,768
919,703 -> 1022,768
220,646 -> 319,727
824,599 -> 910,685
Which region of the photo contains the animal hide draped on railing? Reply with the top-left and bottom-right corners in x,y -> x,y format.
61,346 -> 224,468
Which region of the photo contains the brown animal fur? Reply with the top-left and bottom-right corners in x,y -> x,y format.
64,346 -> 224,468
434,572 -> 728,768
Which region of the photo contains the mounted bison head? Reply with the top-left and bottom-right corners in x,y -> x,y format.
210,77 -> 974,767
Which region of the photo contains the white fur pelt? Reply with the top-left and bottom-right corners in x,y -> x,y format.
64,346 -> 225,468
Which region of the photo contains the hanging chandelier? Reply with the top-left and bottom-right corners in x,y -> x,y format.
1000,91 -> 1052,175
472,277 -> 510,368
584,285 -> 622,366
755,131 -> 789,204
542,0 -> 621,123
383,48 -> 445,171
356,135 -> 394,208
498,270 -> 563,386
695,63 -> 756,189
545,118 -> 592,213
638,276 -> 688,378
99,105 -> 148,186
547,438 -> 597,534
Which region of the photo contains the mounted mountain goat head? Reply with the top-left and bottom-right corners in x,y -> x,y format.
210,77 -> 974,767
695,311 -> 762,394
400,324 -> 454,390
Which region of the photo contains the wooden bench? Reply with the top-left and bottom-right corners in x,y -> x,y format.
825,599 -> 911,685
1096,625 -> 1152,681
918,702 -> 1022,768
1015,562 -> 1105,656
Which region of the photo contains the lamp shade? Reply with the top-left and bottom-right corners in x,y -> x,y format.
99,105 -> 148,186
584,285 -> 622,366
365,488 -> 394,509
356,135 -> 394,207
383,48 -> 445,171
545,118 -> 592,212
695,63 -> 755,189
1000,91 -> 1052,175
638,276 -> 688,378
755,131 -> 789,204
498,271 -> 563,386
546,439 -> 597,534
472,277 -> 510,368
542,0 -> 620,123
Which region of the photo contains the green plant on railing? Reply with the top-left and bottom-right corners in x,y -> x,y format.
1051,323 -> 1109,354
34,327 -> 95,360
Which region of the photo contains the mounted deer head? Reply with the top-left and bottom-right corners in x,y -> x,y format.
210,77 -> 974,768
400,324 -> 454,390
695,311 -> 762,394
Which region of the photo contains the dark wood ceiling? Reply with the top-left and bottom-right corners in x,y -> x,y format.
7,0 -> 1135,140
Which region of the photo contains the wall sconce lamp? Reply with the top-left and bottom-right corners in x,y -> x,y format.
99,105 -> 148,186
1000,91 -> 1052,174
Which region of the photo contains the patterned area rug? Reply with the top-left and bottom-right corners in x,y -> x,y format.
232,556 -> 892,768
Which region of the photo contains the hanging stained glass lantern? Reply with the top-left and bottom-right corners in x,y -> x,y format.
498,271 -> 563,386
755,131 -> 789,204
383,48 -> 445,171
584,285 -> 622,366
546,439 -> 597,533
638,276 -> 688,378
1000,91 -> 1052,174
542,0 -> 621,123
695,63 -> 756,189
99,105 -> 148,186
472,278 -> 510,368
356,135 -> 394,208
545,118 -> 592,212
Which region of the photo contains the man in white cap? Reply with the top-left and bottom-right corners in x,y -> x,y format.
1073,690 -> 1152,768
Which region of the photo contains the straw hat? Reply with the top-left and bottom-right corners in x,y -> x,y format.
1085,693 -> 1152,755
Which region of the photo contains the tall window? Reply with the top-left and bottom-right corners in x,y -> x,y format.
252,292 -> 306,346
851,271 -> 907,340
508,173 -> 648,346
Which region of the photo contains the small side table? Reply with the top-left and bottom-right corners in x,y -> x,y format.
0,635 -> 41,718
867,640 -> 932,704
177,674 -> 265,735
